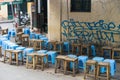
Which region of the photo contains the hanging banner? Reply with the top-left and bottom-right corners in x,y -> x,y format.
0,0 -> 14,2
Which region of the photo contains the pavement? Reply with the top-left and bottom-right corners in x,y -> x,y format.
0,60 -> 84,80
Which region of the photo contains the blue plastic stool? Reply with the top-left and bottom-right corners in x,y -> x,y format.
37,50 -> 48,54
67,54 -> 78,69
23,48 -> 34,59
37,50 -> 48,63
78,56 -> 88,70
103,59 -> 116,76
91,45 -> 96,56
16,46 -> 26,60
24,28 -> 30,35
30,33 -> 36,39
46,51 -> 57,64
35,34 -> 40,39
63,41 -> 70,54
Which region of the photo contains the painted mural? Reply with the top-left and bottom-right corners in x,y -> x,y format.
61,19 -> 120,44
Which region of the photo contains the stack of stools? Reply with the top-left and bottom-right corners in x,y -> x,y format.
55,55 -> 66,73
22,34 -> 29,47
84,60 -> 97,79
64,55 -> 78,77
78,56 -> 88,71
46,51 -> 57,64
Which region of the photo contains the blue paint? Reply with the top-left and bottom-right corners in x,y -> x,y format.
62,19 -> 120,43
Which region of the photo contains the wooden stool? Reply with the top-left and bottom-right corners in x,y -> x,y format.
4,49 -> 13,64
29,39 -> 35,48
26,53 -> 36,69
84,60 -> 97,79
96,62 -> 110,80
101,46 -> 112,58
64,57 -> 78,77
55,41 -> 63,55
35,53 -> 48,71
34,39 -> 44,50
55,55 -> 66,73
22,34 -> 29,47
1,28 -> 8,35
15,32 -> 23,45
72,43 -> 81,55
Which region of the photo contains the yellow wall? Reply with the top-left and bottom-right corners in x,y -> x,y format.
48,0 -> 120,41
0,5 -> 8,19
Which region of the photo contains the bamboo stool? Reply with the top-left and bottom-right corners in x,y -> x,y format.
96,62 -> 110,80
55,55 -> 66,73
84,60 -> 97,79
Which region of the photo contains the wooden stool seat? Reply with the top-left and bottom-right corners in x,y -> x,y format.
97,62 -> 110,80
86,60 -> 97,64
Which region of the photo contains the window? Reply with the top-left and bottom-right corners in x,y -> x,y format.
71,0 -> 91,12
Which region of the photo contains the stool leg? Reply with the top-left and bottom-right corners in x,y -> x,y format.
84,64 -> 87,79
64,61 -> 67,75
107,66 -> 110,80
9,53 -> 12,65
96,65 -> 100,80
73,62 -> 75,77
41,57 -> 44,71
33,56 -> 36,70
4,50 -> 6,63
16,53 -> 19,66
55,59 -> 58,73
26,56 -> 28,68
46,55 -> 49,68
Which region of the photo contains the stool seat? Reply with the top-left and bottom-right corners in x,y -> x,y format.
98,62 -> 110,66
86,60 -> 97,64
56,55 -> 67,59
